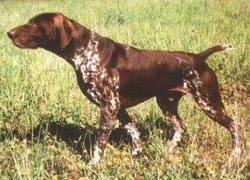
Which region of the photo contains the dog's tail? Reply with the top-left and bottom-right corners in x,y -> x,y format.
198,45 -> 235,61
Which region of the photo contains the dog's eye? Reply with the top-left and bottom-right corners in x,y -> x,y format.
29,19 -> 39,26
35,21 -> 41,26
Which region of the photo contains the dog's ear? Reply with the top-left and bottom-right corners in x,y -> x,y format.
53,14 -> 75,50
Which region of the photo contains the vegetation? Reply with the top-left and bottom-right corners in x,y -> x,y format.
0,0 -> 249,179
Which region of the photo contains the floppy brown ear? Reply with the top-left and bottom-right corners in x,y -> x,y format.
53,14 -> 75,50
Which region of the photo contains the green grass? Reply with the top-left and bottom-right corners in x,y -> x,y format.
0,0 -> 249,179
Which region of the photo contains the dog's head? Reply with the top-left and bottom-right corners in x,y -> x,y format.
7,13 -> 75,51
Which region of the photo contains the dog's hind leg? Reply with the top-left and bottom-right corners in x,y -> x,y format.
117,108 -> 142,155
184,67 -> 241,156
156,91 -> 187,152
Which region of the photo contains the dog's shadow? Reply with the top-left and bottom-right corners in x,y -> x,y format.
2,118 -> 174,156
26,121 -> 135,155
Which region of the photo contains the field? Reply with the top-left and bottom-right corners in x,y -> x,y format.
0,0 -> 249,179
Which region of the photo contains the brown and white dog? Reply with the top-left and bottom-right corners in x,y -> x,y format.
7,12 -> 241,163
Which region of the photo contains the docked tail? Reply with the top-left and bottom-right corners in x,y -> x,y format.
198,45 -> 235,61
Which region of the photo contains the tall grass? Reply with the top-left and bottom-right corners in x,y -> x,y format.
0,0 -> 249,179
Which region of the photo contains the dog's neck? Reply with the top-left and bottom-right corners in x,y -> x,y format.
70,31 -> 101,72
65,28 -> 116,70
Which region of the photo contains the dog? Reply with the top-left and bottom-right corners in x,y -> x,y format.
7,12 -> 241,163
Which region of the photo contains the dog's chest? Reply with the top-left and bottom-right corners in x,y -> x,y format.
71,34 -> 120,111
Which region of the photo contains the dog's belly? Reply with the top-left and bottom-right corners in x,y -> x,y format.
119,95 -> 151,108
118,68 -> 183,108
119,82 -> 175,108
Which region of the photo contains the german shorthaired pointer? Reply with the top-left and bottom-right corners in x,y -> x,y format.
7,13 -> 241,163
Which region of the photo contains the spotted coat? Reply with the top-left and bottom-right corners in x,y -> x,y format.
72,31 -> 120,115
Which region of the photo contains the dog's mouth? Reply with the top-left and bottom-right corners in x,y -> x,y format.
7,31 -> 39,49
11,39 -> 39,49
12,41 -> 26,49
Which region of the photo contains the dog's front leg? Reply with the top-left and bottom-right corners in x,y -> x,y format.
92,105 -> 119,164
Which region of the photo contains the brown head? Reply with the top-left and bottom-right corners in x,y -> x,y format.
7,13 -> 76,52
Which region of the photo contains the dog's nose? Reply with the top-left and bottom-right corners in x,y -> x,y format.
7,30 -> 15,39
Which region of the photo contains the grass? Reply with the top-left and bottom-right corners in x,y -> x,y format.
0,0 -> 249,179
